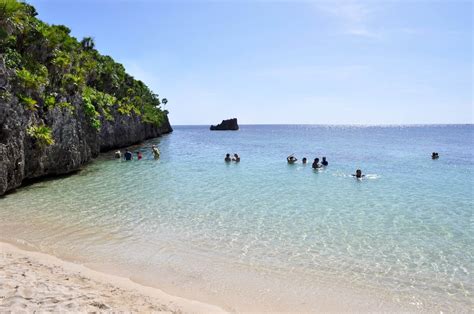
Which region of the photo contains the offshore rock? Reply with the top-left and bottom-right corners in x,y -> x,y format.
0,64 -> 172,196
210,118 -> 239,131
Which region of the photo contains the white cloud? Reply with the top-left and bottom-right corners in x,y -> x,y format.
317,1 -> 371,23
313,0 -> 380,38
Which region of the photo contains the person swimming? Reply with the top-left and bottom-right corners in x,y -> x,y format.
302,157 -> 307,164
233,153 -> 240,162
322,157 -> 328,166
432,152 -> 439,159
287,155 -> 298,164
152,145 -> 160,159
114,150 -> 121,159
225,153 -> 232,162
312,158 -> 321,169
136,151 -> 143,160
124,149 -> 133,161
352,169 -> 365,179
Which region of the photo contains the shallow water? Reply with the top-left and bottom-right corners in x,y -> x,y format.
1,125 -> 473,311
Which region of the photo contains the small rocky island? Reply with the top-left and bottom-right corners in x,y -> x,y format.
210,118 -> 239,131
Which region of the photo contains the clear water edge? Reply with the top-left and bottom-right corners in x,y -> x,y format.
0,125 -> 472,312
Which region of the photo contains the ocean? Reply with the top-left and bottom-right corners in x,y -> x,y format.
0,125 -> 473,311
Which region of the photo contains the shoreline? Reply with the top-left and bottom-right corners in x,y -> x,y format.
0,240 -> 430,313
1,229 -> 469,312
0,241 -> 226,313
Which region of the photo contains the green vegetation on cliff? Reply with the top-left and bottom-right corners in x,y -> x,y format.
26,124 -> 54,147
0,0 -> 168,133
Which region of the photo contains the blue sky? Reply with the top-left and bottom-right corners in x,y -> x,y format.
29,0 -> 472,125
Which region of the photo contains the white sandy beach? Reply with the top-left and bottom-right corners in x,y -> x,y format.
0,242 -> 225,313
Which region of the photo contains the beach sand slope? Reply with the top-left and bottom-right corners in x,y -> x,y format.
0,242 -> 225,313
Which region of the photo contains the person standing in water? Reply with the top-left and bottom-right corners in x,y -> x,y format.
312,158 -> 321,169
152,145 -> 160,159
302,157 -> 307,164
124,149 -> 133,161
322,157 -> 328,166
287,155 -> 297,164
136,151 -> 143,160
233,154 -> 240,162
353,169 -> 365,179
114,150 -> 122,159
225,153 -> 232,162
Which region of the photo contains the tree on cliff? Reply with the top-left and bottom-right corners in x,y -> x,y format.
80,37 -> 95,51
0,0 -> 168,134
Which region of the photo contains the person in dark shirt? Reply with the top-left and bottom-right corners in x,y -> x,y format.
225,153 -> 232,162
124,149 -> 133,161
312,158 -> 321,169
302,157 -> 307,164
322,157 -> 328,166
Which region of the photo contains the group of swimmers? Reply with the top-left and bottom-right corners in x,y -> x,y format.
287,155 -> 329,169
287,152 -> 439,179
115,145 -> 438,180
114,145 -> 161,161
225,153 -> 240,162
288,154 -> 365,179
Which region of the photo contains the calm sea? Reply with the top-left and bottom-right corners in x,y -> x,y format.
1,125 -> 473,311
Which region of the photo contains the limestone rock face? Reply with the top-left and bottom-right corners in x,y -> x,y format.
0,65 -> 172,196
210,118 -> 239,131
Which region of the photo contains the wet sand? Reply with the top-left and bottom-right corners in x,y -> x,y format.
0,242 -> 225,313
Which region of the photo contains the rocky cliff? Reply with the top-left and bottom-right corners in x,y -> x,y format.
0,1 -> 173,196
0,65 -> 172,196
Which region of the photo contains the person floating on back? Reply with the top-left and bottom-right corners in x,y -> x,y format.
353,169 -> 365,179
322,157 -> 328,166
136,151 -> 143,160
302,157 -> 307,164
432,152 -> 439,159
287,155 -> 297,164
312,158 -> 321,169
124,149 -> 133,161
225,153 -> 232,162
152,145 -> 160,159
114,150 -> 121,159
233,153 -> 240,162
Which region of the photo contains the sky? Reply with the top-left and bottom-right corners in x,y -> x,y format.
29,0 -> 473,125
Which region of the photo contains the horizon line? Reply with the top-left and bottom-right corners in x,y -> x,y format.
171,123 -> 474,127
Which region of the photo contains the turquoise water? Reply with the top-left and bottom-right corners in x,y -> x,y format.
1,125 -> 473,311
